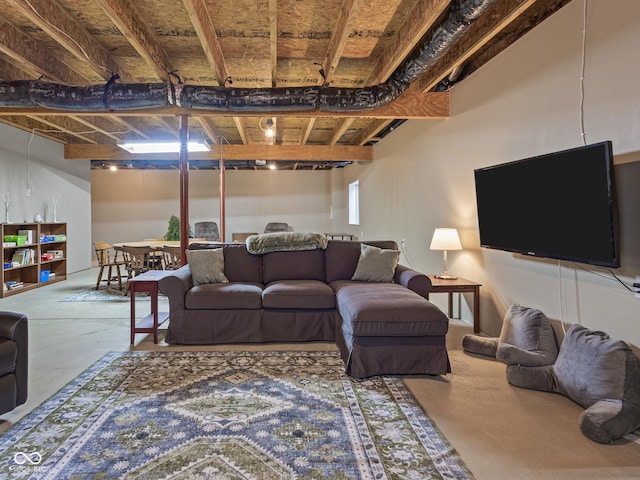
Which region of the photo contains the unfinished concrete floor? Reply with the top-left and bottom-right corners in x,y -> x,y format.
1,268 -> 639,479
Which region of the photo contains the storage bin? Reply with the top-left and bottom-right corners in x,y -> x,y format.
40,270 -> 50,282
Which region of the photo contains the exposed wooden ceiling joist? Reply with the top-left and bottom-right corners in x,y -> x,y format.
0,0 -> 572,167
65,143 -> 373,162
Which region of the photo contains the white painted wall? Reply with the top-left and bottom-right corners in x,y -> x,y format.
337,0 -> 640,345
0,123 -> 91,273
91,168 -> 333,244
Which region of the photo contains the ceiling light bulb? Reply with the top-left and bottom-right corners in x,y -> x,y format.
109,165 -> 118,172
265,119 -> 275,138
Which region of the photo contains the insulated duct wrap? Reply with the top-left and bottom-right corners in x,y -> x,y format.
180,85 -> 228,110
0,0 -> 496,112
0,82 -> 170,110
227,87 -> 320,111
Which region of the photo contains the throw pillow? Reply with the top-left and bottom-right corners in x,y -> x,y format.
351,243 -> 400,283
186,248 -> 229,285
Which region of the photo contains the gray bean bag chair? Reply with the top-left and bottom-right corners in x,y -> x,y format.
462,303 -> 559,367
508,324 -> 640,444
463,304 -> 640,443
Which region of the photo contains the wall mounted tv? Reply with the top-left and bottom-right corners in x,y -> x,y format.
474,141 -> 619,268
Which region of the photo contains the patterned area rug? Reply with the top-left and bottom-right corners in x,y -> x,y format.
59,285 -> 152,302
0,351 -> 474,479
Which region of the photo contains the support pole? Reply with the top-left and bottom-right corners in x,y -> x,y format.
219,141 -> 226,242
179,115 -> 189,264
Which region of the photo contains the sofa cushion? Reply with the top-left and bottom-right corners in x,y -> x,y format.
351,243 -> 400,283
222,243 -> 263,283
185,282 -> 263,310
262,249 -> 325,283
334,281 -> 449,336
186,248 -> 229,285
263,280 -> 336,309
325,240 -> 399,283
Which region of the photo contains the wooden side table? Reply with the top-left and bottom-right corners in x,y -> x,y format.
427,275 -> 481,333
324,233 -> 357,240
128,270 -> 171,344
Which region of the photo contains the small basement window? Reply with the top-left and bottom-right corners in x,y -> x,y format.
348,180 -> 360,225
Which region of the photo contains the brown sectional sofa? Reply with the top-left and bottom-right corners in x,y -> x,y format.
159,239 -> 450,378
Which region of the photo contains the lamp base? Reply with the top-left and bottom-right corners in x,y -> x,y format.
435,273 -> 458,280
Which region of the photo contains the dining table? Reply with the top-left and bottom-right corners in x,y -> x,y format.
112,239 -> 221,272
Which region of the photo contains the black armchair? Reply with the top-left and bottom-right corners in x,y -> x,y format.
0,311 -> 28,415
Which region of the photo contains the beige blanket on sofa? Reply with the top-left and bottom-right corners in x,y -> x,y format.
245,232 -> 328,254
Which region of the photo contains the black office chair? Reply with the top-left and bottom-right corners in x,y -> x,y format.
194,222 -> 220,241
264,222 -> 289,233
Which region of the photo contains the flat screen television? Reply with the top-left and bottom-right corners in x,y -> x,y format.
474,141 -> 619,268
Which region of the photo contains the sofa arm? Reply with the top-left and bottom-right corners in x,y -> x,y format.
394,264 -> 432,297
158,265 -> 193,309
0,311 -> 28,406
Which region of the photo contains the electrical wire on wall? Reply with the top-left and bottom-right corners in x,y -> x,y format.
579,0 -> 588,146
400,238 -> 416,269
557,0 -> 590,328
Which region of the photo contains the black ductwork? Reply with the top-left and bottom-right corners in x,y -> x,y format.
90,159 -> 352,170
0,0 -> 496,112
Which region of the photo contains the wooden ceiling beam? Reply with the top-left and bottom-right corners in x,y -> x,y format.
233,117 -> 250,144
0,17 -> 85,84
196,116 -> 219,144
322,0 -> 361,85
8,0 -> 120,81
111,117 -> 153,140
0,116 -> 69,143
182,0 -> 229,85
155,117 -> 179,138
366,0 -> 449,84
26,115 -> 100,143
351,119 -> 391,146
95,0 -> 173,80
268,0 -> 278,87
65,143 -> 373,162
301,118 -> 315,145
329,118 -> 355,145
69,115 -> 126,142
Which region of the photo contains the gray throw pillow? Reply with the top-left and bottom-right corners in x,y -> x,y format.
351,244 -> 400,283
186,248 -> 229,285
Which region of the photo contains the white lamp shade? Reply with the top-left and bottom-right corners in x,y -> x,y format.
430,228 -> 462,251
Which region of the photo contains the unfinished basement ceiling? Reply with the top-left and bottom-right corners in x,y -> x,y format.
0,0 -> 572,169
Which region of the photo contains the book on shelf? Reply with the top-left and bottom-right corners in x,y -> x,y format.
11,248 -> 36,266
5,281 -> 24,290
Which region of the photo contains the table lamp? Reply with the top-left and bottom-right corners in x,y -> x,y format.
430,228 -> 462,279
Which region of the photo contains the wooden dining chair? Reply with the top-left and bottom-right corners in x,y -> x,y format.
162,245 -> 183,270
94,242 -> 126,290
120,245 -> 152,295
